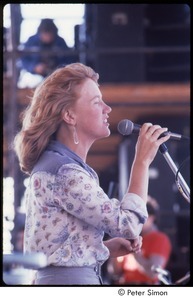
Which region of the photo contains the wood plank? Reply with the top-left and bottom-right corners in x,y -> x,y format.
3,81 -> 190,106
100,83 -> 190,103
108,104 -> 190,132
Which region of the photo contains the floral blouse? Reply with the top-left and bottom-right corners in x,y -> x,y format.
24,140 -> 148,267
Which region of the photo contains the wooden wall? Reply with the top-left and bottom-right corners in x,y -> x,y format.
3,82 -> 190,175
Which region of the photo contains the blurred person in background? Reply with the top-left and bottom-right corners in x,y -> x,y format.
18,18 -> 77,87
107,195 -> 172,285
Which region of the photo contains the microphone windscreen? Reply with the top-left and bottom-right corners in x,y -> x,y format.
117,119 -> 133,135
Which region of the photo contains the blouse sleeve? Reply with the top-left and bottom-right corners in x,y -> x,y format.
53,163 -> 148,240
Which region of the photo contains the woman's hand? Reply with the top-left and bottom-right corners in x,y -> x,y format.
135,123 -> 170,166
104,236 -> 142,258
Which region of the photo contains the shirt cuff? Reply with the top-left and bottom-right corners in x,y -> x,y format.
121,193 -> 148,224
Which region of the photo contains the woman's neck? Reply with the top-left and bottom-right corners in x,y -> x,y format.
56,123 -> 96,162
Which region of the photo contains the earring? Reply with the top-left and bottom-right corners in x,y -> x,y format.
73,126 -> 79,145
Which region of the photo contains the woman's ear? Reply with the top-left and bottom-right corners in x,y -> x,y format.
62,108 -> 76,125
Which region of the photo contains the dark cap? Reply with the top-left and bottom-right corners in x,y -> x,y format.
37,18 -> 58,35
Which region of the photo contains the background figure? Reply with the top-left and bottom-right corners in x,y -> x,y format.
18,18 -> 76,87
107,195 -> 172,285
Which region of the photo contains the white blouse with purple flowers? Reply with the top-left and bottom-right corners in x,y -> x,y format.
24,140 -> 148,267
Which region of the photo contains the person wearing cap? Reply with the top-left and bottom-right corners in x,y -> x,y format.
20,18 -> 74,77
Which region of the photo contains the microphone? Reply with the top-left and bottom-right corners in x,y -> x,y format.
117,119 -> 189,141
151,265 -> 169,276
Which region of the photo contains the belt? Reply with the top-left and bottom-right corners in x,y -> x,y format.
39,263 -> 103,285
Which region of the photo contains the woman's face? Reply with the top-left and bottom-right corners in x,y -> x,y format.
73,78 -> 112,143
